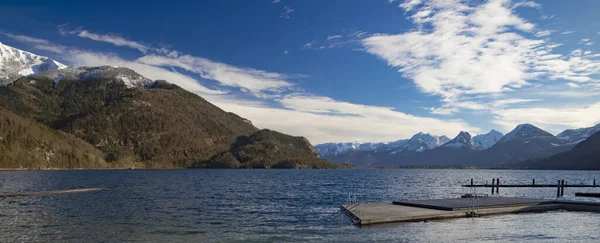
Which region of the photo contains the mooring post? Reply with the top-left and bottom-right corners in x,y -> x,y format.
491,178 -> 495,195
561,180 -> 565,196
471,178 -> 474,186
557,180 -> 561,198
496,178 -> 499,194
532,179 -> 535,185
594,179 -> 596,186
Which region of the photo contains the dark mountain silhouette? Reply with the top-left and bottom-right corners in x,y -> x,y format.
519,131 -> 600,170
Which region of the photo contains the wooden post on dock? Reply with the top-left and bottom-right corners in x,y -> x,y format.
594,179 -> 596,186
557,180 -> 561,198
471,178 -> 474,186
561,180 -> 565,196
496,178 -> 499,194
532,179 -> 535,185
491,178 -> 495,195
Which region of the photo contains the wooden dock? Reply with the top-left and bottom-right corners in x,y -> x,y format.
0,188 -> 110,198
341,197 -> 600,225
575,192 -> 600,198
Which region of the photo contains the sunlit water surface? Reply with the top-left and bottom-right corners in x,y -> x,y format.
1,169 -> 599,242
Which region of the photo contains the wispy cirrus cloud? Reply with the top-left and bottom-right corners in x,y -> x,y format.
280,6 -> 294,19
136,55 -> 294,94
327,35 -> 342,40
363,0 -> 600,117
75,30 -> 150,53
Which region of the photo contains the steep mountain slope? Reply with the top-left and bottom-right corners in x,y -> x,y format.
0,65 -> 343,169
557,124 -> 600,145
481,124 -> 571,164
441,131 -> 476,149
391,133 -> 450,153
521,131 -> 600,170
0,108 -> 108,169
473,130 -> 503,150
0,42 -> 67,84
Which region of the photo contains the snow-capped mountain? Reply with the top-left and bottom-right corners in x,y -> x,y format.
391,132 -> 450,153
315,139 -> 409,157
0,42 -> 67,84
32,66 -> 152,88
441,131 -> 477,150
315,132 -> 449,157
557,124 -> 600,145
497,124 -> 559,144
315,142 -> 370,157
472,130 -> 503,150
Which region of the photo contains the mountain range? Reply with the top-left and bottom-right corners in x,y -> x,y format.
0,43 -> 349,169
317,123 -> 599,168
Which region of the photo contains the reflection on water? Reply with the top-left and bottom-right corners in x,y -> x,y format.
0,169 -> 599,242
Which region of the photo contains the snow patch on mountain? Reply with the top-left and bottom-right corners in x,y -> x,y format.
315,132 -> 450,157
557,124 -> 600,145
441,131 -> 477,150
34,66 -> 152,88
315,141 -> 396,157
389,133 -> 450,153
0,42 -> 67,84
498,124 -> 556,143
473,130 -> 503,150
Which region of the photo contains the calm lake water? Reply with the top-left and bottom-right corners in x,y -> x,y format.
1,169 -> 599,242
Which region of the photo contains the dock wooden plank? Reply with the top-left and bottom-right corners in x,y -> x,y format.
392,197 -> 552,211
575,192 -> 600,198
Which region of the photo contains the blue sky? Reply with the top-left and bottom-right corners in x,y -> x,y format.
1,0 -> 600,144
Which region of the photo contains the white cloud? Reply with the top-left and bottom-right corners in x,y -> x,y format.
73,30 -> 150,53
272,0 -> 280,3
493,102 -> 600,133
136,55 -> 294,94
284,50 -> 288,54
561,31 -> 574,35
302,41 -> 315,49
512,1 -> 540,9
541,15 -> 554,20
534,30 -> 553,37
491,98 -> 542,107
363,0 -> 600,115
327,35 -> 342,40
211,94 -> 479,144
2,32 -> 69,53
281,6 -> 294,19
1,32 -> 50,44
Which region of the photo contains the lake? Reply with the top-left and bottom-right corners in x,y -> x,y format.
1,169 -> 599,242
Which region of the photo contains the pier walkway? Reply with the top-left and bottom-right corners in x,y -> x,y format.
342,197 -> 600,225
